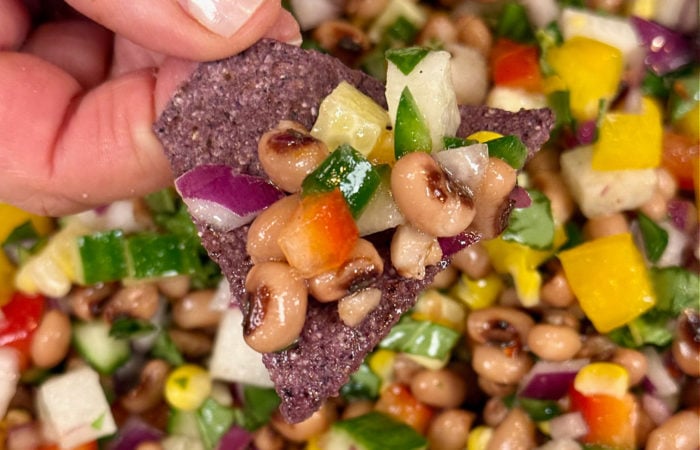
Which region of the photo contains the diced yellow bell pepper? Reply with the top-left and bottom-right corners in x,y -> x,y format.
559,233 -> 656,333
412,288 -> 466,332
449,272 -> 504,310
305,436 -> 322,450
627,0 -> 656,18
467,131 -> 503,143
467,425 -> 494,450
574,362 -> 630,399
545,37 -> 623,121
592,97 -> 663,170
0,204 -> 54,305
368,349 -> 396,388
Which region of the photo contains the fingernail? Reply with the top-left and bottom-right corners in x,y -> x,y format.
179,0 -> 265,37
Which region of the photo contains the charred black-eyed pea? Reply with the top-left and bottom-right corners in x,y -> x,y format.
308,238 -> 383,303
468,157 -> 517,240
243,261 -> 308,354
258,121 -> 329,193
391,151 -> 476,238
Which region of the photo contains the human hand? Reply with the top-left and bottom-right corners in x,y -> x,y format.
0,0 -> 300,216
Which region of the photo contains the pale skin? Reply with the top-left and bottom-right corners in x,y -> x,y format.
0,0 -> 301,216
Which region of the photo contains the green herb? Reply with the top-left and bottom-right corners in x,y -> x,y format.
196,398 -> 238,450
496,2 -> 534,43
394,87 -> 432,158
536,22 -> 563,77
329,411 -> 428,450
2,220 -> 43,265
668,73 -> 700,123
151,330 -> 185,366
380,315 -> 460,361
651,267 -> 700,314
637,212 -> 669,263
144,187 -> 177,214
240,386 -> 281,431
502,189 -> 555,250
385,47 -> 430,75
641,70 -> 672,99
547,90 -> 574,131
560,221 -> 584,251
301,144 -> 381,217
109,317 -> 156,339
385,16 -> 420,44
340,362 -> 381,401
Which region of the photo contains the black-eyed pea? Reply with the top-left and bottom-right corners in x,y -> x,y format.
271,401 -> 337,443
68,283 -> 117,320
583,213 -> 629,239
258,121 -> 329,193
656,167 -> 678,200
172,289 -> 222,329
344,0 -> 389,22
309,239 -> 383,302
391,152 -> 476,237
468,157 -> 518,240
427,409 -> 475,450
645,409 -> 700,450
341,400 -> 374,420
312,20 -> 370,66
243,262 -> 308,353
672,310 -> 700,377
451,241 -> 492,279
390,224 -> 443,280
102,283 -> 160,322
417,12 -> 458,46
30,309 -> 71,368
410,367 -> 468,408
483,396 -> 509,427
429,264 -> 459,289
454,14 -> 492,56
527,324 -> 582,362
477,376 -> 517,398
466,306 -> 535,348
337,288 -> 382,328
540,268 -> 576,308
247,194 -> 299,264
253,425 -> 285,450
120,359 -> 170,414
639,190 -> 668,222
156,274 -> 191,299
486,407 -> 536,450
611,347 -> 648,386
472,344 -> 533,385
168,329 -> 213,359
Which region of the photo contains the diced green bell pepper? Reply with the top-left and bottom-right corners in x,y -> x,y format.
485,135 -> 528,169
394,86 -> 432,158
301,144 -> 381,217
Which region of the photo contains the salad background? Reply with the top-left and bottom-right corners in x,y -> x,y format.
0,0 -> 699,449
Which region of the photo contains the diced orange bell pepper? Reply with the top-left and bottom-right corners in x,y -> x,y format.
490,38 -> 543,92
375,383 -> 434,434
569,386 -> 636,449
558,233 -> 656,333
661,130 -> 700,192
37,440 -> 99,450
278,189 -> 359,278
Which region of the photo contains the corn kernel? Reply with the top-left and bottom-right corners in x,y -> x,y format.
368,349 -> 396,386
165,364 -> 212,411
412,289 -> 466,332
467,425 -> 493,450
592,97 -> 663,170
559,233 -> 656,333
574,362 -> 630,399
449,273 -> 503,310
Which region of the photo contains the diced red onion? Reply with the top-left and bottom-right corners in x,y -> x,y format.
175,165 -> 284,232
668,199 -> 692,232
548,411 -> 588,441
518,359 -> 589,400
6,423 -> 42,450
216,425 -> 254,450
642,392 -> 674,425
642,347 -> 680,397
630,16 -> 695,75
434,143 -> 489,196
289,0 -> 343,31
438,230 -> 481,257
509,186 -> 532,209
575,120 -> 597,146
106,417 -> 164,450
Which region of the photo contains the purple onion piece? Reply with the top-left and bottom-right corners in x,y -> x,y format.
175,165 -> 285,232
575,120 -> 597,146
518,359 -> 589,400
630,16 -> 695,75
216,426 -> 254,450
106,417 -> 164,450
509,186 -> 532,209
667,198 -> 692,231
438,230 -> 481,257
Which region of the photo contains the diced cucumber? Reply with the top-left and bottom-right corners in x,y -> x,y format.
394,87 -> 432,158
168,408 -> 201,439
386,49 -> 460,152
319,411 -> 427,450
72,320 -> 130,375
125,233 -> 186,279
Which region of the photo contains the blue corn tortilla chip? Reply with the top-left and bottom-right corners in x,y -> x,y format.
154,38 -> 554,423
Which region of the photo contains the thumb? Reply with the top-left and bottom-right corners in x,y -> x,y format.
65,0 -> 299,61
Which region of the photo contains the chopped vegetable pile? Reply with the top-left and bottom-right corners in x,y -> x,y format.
1,0 -> 699,449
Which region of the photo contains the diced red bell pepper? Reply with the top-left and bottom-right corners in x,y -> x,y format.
278,189 -> 359,278
569,386 -> 636,449
0,292 -> 45,370
375,383 -> 434,435
661,130 -> 699,191
37,440 -> 99,450
490,38 -> 543,92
